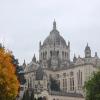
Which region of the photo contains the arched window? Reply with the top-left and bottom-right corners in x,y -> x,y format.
41,53 -> 42,59
50,51 -> 52,57
70,77 -> 74,91
57,51 -> 59,57
63,79 -> 67,91
62,51 -> 64,58
67,53 -> 69,59
43,52 -> 44,59
65,52 -> 66,58
45,51 -> 47,59
77,70 -> 82,90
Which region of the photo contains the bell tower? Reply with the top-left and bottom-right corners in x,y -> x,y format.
85,43 -> 91,58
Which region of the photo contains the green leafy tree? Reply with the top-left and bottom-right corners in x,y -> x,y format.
84,71 -> 100,100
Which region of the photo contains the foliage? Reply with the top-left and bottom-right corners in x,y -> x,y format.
11,55 -> 26,85
0,46 -> 19,100
84,71 -> 100,100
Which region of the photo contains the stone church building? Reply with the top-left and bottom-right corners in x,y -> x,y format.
23,20 -> 100,100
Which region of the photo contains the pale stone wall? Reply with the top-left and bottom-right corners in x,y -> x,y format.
38,91 -> 85,100
43,64 -> 97,94
39,44 -> 70,62
49,95 -> 85,100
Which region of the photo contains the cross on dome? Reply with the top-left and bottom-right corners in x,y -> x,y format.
53,19 -> 56,30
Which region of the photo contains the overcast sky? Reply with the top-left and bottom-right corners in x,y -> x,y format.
0,0 -> 100,65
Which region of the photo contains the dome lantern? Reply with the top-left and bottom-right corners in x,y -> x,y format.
53,19 -> 56,30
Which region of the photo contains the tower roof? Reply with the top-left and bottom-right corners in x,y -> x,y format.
53,19 -> 56,30
32,54 -> 36,62
85,43 -> 91,51
43,20 -> 67,47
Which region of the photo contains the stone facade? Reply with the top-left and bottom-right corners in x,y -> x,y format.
23,20 -> 100,100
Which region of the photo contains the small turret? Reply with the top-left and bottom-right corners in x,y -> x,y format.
53,19 -> 56,30
0,43 -> 2,48
68,41 -> 70,47
95,52 -> 98,58
32,54 -> 36,62
39,41 -> 41,49
23,59 -> 26,69
0,43 -> 4,49
73,54 -> 77,63
85,43 -> 91,58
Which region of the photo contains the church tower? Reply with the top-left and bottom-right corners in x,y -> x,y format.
39,20 -> 70,69
85,43 -> 91,58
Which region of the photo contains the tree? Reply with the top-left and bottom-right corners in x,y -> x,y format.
11,55 -> 26,85
0,45 -> 19,100
84,71 -> 100,100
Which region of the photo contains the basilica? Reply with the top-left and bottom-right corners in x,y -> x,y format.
23,20 -> 100,100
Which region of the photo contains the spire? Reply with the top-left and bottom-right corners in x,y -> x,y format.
87,43 -> 88,47
73,54 -> 77,63
53,19 -> 56,30
0,43 -> 3,49
23,59 -> 26,68
0,43 -> 2,48
95,52 -> 98,57
85,43 -> 91,58
32,54 -> 36,62
68,41 -> 70,47
85,43 -> 91,51
74,54 -> 76,58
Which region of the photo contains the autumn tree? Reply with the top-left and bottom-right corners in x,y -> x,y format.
0,44 -> 19,100
11,55 -> 26,85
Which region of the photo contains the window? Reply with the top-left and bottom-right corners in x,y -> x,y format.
43,52 -> 44,59
50,51 -> 52,57
62,51 -> 64,58
70,78 -> 74,91
70,71 -> 74,76
63,73 -> 66,77
65,52 -> 66,58
67,53 -> 69,59
41,53 -> 42,59
57,51 -> 59,57
45,51 -> 47,59
77,70 -> 82,90
63,79 -> 67,91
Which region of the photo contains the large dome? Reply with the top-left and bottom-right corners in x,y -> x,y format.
43,21 -> 67,47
